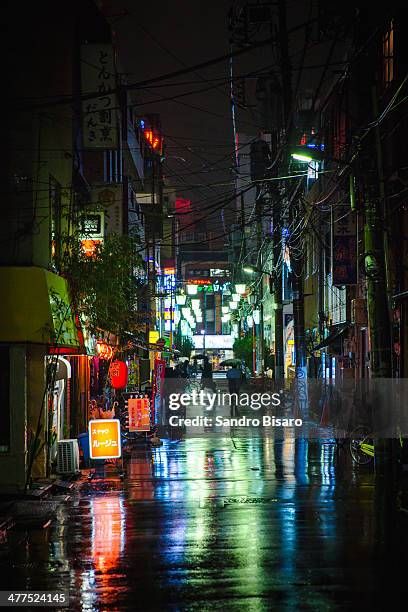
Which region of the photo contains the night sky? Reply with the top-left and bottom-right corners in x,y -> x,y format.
104,1 -> 346,236
111,0 -> 235,221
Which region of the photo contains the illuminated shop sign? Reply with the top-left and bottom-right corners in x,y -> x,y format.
187,279 -> 212,285
144,129 -> 162,153
210,268 -> 231,277
192,334 -> 234,349
185,279 -> 231,292
79,212 -> 104,256
89,419 -> 121,460
162,272 -> 176,291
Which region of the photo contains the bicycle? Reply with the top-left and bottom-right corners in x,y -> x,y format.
349,425 -> 404,465
349,426 -> 374,465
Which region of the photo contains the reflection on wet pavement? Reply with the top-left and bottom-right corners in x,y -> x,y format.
1,434 -> 407,610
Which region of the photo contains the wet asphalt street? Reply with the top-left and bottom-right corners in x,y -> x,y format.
1,396 -> 408,610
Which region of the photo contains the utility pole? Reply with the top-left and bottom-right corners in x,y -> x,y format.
360,87 -> 393,473
364,179 -> 392,377
292,229 -> 307,374
273,197 -> 284,380
256,193 -> 264,373
276,0 -> 295,379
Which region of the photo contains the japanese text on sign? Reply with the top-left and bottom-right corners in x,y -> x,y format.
128,398 -> 150,432
81,44 -> 117,148
88,419 -> 121,459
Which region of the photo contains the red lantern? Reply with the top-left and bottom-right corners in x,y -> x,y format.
109,360 -> 128,389
96,341 -> 113,360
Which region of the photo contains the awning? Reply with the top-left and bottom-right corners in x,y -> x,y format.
0,267 -> 80,348
312,323 -> 350,352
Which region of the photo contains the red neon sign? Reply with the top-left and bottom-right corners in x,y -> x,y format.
144,129 -> 162,152
187,279 -> 211,285
175,198 -> 191,213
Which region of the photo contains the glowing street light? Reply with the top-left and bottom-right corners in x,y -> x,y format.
186,284 -> 198,295
243,265 -> 256,274
176,293 -> 187,306
243,264 -> 275,279
191,298 -> 201,311
291,153 -> 313,163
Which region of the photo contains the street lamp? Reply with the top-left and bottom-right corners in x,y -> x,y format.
186,284 -> 198,295
243,264 -> 274,278
176,293 -> 187,306
200,328 -> 206,355
191,298 -> 201,311
235,284 -> 246,295
290,144 -> 323,164
291,153 -> 313,163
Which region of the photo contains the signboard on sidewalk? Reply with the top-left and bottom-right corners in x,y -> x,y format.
89,419 -> 121,459
128,398 -> 150,432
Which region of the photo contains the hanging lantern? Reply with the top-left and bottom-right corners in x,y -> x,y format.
109,360 -> 128,389
176,293 -> 187,306
96,341 -> 113,360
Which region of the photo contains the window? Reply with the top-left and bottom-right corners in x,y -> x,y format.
0,347 -> 10,453
103,149 -> 123,183
383,20 -> 394,87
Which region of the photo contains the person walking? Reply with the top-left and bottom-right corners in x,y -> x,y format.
200,356 -> 216,392
226,365 -> 242,416
181,360 -> 190,378
191,357 -> 198,378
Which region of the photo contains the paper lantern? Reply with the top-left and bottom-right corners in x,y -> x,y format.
96,341 -> 113,360
109,360 -> 128,389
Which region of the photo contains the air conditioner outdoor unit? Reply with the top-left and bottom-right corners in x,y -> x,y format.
57,439 -> 80,475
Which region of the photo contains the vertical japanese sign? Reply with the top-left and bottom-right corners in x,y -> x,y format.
128,398 -> 150,432
332,206 -> 357,286
81,44 -> 117,148
151,359 -> 166,425
127,357 -> 140,390
89,419 -> 121,459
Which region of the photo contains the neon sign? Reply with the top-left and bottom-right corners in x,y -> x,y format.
144,129 -> 162,153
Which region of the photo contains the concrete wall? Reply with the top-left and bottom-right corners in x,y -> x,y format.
27,345 -> 47,479
0,346 -> 27,493
0,344 -> 48,493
